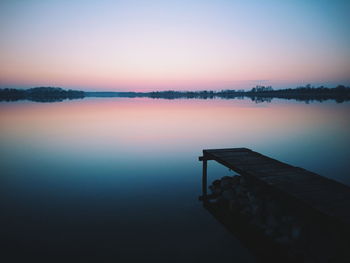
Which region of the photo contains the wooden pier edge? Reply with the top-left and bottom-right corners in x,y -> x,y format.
198,147 -> 350,229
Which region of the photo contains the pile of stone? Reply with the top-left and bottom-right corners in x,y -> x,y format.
209,175 -> 350,262
209,175 -> 302,245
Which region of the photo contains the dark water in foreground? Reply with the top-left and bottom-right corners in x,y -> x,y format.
1,98 -> 349,262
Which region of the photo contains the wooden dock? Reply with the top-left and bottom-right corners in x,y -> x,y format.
199,147 -> 350,228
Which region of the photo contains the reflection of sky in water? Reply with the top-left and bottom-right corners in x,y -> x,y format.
0,98 -> 349,262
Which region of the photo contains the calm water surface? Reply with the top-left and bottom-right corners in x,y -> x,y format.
1,98 -> 349,262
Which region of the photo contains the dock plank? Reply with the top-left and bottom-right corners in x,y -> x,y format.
201,148 -> 350,226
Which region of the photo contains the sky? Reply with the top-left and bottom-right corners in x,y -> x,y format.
0,0 -> 349,91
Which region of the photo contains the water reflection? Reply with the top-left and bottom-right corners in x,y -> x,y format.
0,98 -> 349,262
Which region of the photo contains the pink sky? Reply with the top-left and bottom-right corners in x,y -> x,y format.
1,0 -> 349,91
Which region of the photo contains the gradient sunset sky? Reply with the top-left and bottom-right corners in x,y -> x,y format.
0,0 -> 349,91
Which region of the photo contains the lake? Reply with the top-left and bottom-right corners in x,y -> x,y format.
1,97 -> 349,262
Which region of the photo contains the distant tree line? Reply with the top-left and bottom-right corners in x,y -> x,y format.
132,84 -> 350,103
0,87 -> 85,102
245,84 -> 350,103
2,85 -> 350,103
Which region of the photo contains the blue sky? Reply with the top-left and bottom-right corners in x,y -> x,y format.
1,0 -> 349,91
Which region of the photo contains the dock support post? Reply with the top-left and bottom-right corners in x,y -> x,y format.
202,158 -> 208,201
